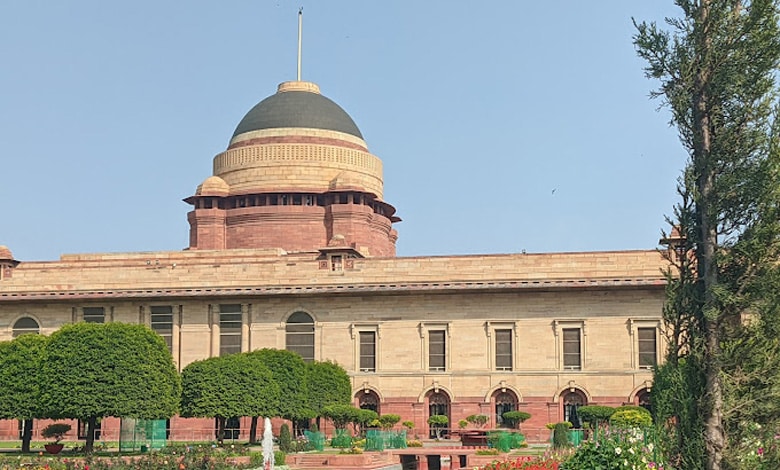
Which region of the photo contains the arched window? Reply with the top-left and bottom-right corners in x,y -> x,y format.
427,391 -> 450,438
562,391 -> 586,428
494,391 -> 519,428
12,317 -> 39,338
285,311 -> 314,362
357,390 -> 380,414
637,389 -> 652,415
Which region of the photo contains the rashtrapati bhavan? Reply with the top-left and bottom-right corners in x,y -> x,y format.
0,75 -> 668,443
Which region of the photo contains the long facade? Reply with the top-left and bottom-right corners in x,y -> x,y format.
0,80 -> 667,443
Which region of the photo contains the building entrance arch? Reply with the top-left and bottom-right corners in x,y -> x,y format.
356,389 -> 380,414
492,390 -> 519,428
426,391 -> 451,439
561,390 -> 587,428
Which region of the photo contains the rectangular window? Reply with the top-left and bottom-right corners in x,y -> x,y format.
219,304 -> 243,356
638,328 -> 657,369
150,306 -> 174,352
359,331 -> 376,372
83,307 -> 105,323
495,329 -> 513,371
562,328 -> 581,370
429,330 -> 446,372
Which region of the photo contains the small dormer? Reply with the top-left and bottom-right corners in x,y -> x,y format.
0,245 -> 20,280
318,235 -> 363,271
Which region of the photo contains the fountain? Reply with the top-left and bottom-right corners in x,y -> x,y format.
262,417 -> 275,470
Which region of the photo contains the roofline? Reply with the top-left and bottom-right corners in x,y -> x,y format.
0,277 -> 666,302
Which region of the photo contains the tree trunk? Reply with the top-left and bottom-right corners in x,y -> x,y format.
249,416 -> 258,444
20,419 -> 33,453
84,416 -> 97,453
692,2 -> 725,468
216,416 -> 226,446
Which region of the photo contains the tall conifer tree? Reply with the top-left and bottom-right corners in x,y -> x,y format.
635,1 -> 780,468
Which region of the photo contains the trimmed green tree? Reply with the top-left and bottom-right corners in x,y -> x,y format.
635,1 -> 780,468
427,415 -> 448,440
306,360 -> 351,429
278,422 -> 293,453
610,408 -> 653,428
246,349 -> 308,443
180,353 -> 278,445
0,334 -> 49,453
354,408 -> 378,436
40,322 -> 180,453
465,414 -> 489,428
378,414 -> 401,430
576,406 -> 614,429
501,411 -> 531,430
322,404 -> 359,430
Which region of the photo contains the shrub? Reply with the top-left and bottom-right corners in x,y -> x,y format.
502,411 -> 532,429
274,450 -> 286,465
609,409 -> 652,428
458,419 -> 469,429
546,421 -> 572,430
378,413 -> 401,430
279,423 -> 292,453
466,414 -> 489,428
402,420 -> 414,430
41,423 -> 71,444
562,429 -> 663,470
428,415 -> 449,439
552,423 -> 570,449
407,439 -> 423,447
476,448 -> 500,455
576,405 -> 614,427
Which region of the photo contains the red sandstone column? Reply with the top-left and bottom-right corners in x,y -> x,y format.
418,455 -> 429,470
450,454 -> 460,469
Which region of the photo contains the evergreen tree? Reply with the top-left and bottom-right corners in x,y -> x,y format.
180,354 -> 277,445
40,322 -> 181,453
306,360 -> 351,429
0,334 -> 48,453
635,1 -> 780,468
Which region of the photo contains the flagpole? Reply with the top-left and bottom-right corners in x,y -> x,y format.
297,8 -> 303,81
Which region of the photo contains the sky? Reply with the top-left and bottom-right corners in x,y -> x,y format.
0,1 -> 687,262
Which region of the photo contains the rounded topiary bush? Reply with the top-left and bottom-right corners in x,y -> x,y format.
609,408 -> 652,428
577,405 -> 615,427
501,411 -> 531,429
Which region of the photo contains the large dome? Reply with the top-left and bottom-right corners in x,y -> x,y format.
231,81 -> 363,140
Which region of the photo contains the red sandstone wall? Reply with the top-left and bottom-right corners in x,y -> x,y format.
188,202 -> 396,256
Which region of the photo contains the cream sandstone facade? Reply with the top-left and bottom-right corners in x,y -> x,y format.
0,80 -> 667,442
0,247 -> 666,441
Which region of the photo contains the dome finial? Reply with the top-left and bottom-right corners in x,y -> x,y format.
297,7 -> 303,81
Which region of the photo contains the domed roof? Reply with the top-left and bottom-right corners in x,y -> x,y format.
196,176 -> 230,197
0,245 -> 13,260
232,81 -> 363,140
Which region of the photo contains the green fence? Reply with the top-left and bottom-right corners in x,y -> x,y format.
365,430 -> 407,451
119,418 -> 167,452
331,428 -> 352,448
303,430 -> 325,451
486,431 -> 526,452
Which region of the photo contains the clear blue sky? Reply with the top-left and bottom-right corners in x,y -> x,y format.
0,1 -> 685,261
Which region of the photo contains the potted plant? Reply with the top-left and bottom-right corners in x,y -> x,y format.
41,422 -> 71,454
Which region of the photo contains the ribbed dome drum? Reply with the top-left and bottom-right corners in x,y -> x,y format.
186,80 -> 398,256
214,81 -> 384,198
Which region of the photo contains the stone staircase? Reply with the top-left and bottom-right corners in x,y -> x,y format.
287,451 -> 398,469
